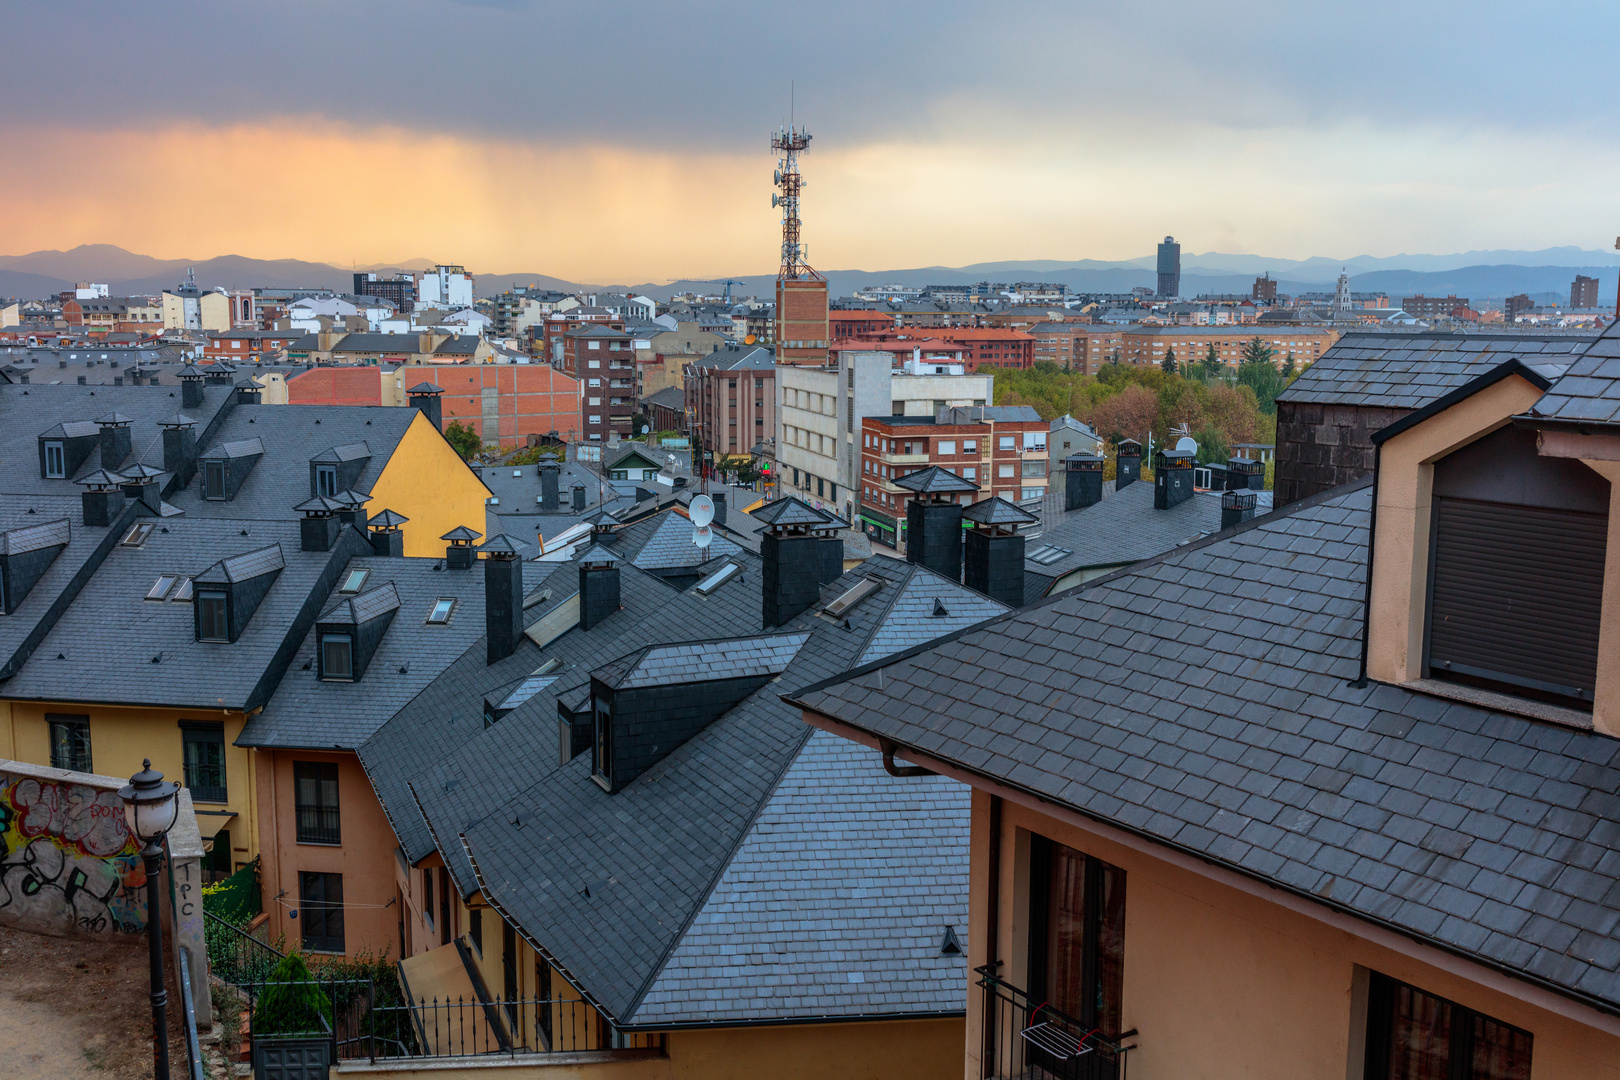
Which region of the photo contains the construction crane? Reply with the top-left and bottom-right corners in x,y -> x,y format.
707,279 -> 744,304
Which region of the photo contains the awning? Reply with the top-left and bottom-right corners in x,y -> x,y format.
193,809 -> 237,848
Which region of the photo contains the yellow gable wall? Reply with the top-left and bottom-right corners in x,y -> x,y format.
367,410 -> 492,558
3,699 -> 259,870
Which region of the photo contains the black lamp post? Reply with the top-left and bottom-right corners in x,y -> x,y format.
120,759 -> 181,1080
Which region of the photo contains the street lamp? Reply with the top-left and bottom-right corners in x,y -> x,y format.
120,759 -> 181,1080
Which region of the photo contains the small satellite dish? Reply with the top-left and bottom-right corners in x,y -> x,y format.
744,334 -> 756,345
690,495 -> 714,528
693,525 -> 712,549
1175,436 -> 1199,455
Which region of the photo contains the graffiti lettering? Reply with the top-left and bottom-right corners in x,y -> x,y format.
0,772 -> 145,937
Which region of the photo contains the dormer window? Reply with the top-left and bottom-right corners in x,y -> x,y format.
197,590 -> 229,641
316,465 -> 338,497
43,442 -> 64,478
203,460 -> 226,500
320,633 -> 354,681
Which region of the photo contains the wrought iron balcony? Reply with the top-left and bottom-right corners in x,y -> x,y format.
976,967 -> 1136,1080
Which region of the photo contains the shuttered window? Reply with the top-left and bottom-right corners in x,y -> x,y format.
1427,497 -> 1606,705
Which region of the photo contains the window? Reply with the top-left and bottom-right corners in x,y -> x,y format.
1028,837 -> 1125,1040
999,464 -> 1015,478
197,590 -> 229,641
962,467 -> 976,480
202,460 -> 226,500
536,959 -> 553,1044
587,340 -> 601,350
1023,459 -> 1048,478
320,633 -> 354,681
964,440 -> 977,452
146,575 -> 178,600
1364,971 -> 1532,1079
339,568 -> 369,594
122,522 -> 155,547
294,761 -> 341,844
42,440 -> 66,479
999,436 -> 1015,450
938,440 -> 956,455
171,578 -> 193,603
592,696 -> 613,789
439,867 -> 452,945
316,465 -> 338,497
48,715 -> 91,773
422,867 -> 434,931
299,871 -> 345,953
469,906 -> 483,954
181,721 -> 227,803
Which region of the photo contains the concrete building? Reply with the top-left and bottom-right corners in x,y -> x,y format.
1504,293 -> 1534,324
1400,293 -> 1470,318
1252,273 -> 1278,303
61,296 -> 163,332
1065,323 -> 1339,370
1156,235 -> 1181,298
639,322 -> 727,398
162,269 -> 231,332
415,264 -> 475,310
686,344 -> 775,465
353,271 -> 417,313
1572,274 -> 1601,309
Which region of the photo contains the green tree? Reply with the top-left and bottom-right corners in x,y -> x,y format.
253,953 -> 334,1036
1237,357 -> 1288,416
1201,343 -> 1222,379
1160,346 -> 1178,375
1241,337 -> 1274,367
1193,424 -> 1229,465
443,420 -> 482,461
1282,351 -> 1296,378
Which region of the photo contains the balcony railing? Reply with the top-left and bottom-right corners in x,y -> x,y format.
296,805 -> 341,845
976,967 -> 1135,1080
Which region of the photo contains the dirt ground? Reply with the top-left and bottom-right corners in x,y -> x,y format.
0,923 -> 191,1080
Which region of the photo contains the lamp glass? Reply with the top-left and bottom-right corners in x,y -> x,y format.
132,793 -> 179,844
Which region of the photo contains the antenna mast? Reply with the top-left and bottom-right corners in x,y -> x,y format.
772,124 -> 819,281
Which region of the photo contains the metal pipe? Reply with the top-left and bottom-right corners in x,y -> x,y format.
144,842 -> 170,1080
880,738 -> 934,777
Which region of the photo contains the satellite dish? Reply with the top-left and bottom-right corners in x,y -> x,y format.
744,334 -> 756,345
690,495 -> 714,528
1175,436 -> 1199,455
693,525 -> 712,549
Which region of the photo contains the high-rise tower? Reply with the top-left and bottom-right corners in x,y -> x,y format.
1156,236 -> 1181,299
772,124 -> 828,367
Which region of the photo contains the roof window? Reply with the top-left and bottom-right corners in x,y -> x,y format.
824,576 -> 882,618
122,522 -> 155,547
426,598 -> 455,624
1027,544 -> 1071,565
171,578 -> 193,603
339,568 -> 370,594
146,575 -> 178,600
693,562 -> 740,596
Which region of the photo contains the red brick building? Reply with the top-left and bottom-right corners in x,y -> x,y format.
775,278 -> 830,366
934,328 -> 1035,369
829,309 -> 894,339
204,330 -> 300,363
858,405 -> 1047,547
564,325 -> 637,441
686,345 -> 777,465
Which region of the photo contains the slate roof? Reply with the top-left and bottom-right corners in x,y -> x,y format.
1276,332 -> 1590,410
792,479 -> 1620,1017
894,465 -> 980,495
1519,319 -> 1620,429
629,511 -> 741,571
599,633 -> 810,690
0,498 -> 122,680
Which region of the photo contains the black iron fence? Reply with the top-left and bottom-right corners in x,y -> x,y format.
178,945 -> 207,1080
204,908 -> 286,988
976,966 -> 1136,1080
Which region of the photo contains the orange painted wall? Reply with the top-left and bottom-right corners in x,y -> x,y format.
286,366 -> 384,406
389,364 -> 580,447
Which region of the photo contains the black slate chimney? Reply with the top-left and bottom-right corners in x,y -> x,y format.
895,466 -> 980,583
118,464 -> 164,513
962,497 -> 1037,604
1064,454 -> 1104,511
159,413 -> 198,488
295,497 -> 342,552
333,489 -> 369,530
1221,490 -> 1258,529
407,382 -> 444,431
712,491 -> 727,529
178,364 -> 206,410
571,483 -> 586,511
539,463 -> 560,510
1153,449 -> 1195,510
96,413 -> 133,472
234,379 -> 262,405
1115,439 -> 1142,490
578,544 -> 621,631
480,535 -> 525,663
1225,455 -> 1263,491
753,498 -> 838,628
76,470 -> 127,527
442,526 -> 481,569
367,509 -> 408,557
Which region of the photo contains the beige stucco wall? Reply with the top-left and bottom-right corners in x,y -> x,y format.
665,1017 -> 962,1080
1366,375 -> 1548,687
967,789 -> 1620,1080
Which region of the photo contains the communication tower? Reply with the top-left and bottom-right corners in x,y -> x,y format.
772,126 -> 822,282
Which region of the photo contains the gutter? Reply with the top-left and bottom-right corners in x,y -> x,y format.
1351,439 -> 1379,689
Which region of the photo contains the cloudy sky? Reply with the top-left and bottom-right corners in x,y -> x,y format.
5,1 -> 1617,280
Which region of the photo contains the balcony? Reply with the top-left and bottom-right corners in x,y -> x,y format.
295,805 -> 341,845
977,967 -> 1135,1080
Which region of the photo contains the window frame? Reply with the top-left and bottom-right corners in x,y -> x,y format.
1027,835 -> 1126,1039
180,720 -> 228,803
426,598 -> 455,625
197,589 -> 229,641
1363,970 -> 1533,1080
43,441 -> 64,478
299,871 -> 345,953
147,575 -> 179,601
591,695 -> 613,791
47,714 -> 92,773
338,568 -> 369,594
293,761 -> 341,845
320,633 -> 354,681
202,459 -> 226,500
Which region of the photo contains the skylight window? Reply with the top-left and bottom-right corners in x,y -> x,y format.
339,568 -> 370,594
497,672 -> 562,711
824,576 -> 882,618
146,575 -> 178,600
693,562 -> 740,596
122,522 -> 154,547
426,598 -> 455,624
171,578 -> 193,603
1027,544 -> 1072,566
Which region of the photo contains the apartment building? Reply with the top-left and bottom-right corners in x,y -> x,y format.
638,322 -> 727,397
685,344 -> 775,464
564,325 -> 638,442
1067,323 -> 1339,370
1400,293 -> 1470,318
858,406 -> 1045,547
60,296 -> 163,333
203,329 -> 301,363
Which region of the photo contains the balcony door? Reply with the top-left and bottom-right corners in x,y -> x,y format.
1028,836 -> 1126,1063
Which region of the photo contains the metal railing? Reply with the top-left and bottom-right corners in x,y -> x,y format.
295,805 -> 342,844
178,945 -> 207,1080
976,967 -> 1135,1080
204,909 -> 285,988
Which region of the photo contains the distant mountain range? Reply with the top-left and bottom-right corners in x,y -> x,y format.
1,244 -> 1614,308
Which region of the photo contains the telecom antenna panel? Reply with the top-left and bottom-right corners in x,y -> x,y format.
771,126 -> 819,280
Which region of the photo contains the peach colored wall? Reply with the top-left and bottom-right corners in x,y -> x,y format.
666,1017 -> 963,1080
968,789 -> 1620,1080
1580,459 -> 1620,737
258,749 -> 401,960
1366,375 -> 1547,686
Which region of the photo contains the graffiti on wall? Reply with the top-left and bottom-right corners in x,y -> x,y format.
0,772 -> 146,936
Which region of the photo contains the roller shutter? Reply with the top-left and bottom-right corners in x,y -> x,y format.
1427,497 -> 1607,703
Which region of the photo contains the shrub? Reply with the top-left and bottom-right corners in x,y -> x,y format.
254,953 -> 333,1036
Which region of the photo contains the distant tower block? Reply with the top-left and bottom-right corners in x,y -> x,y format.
772,123 -> 828,367
1156,236 -> 1181,299
1334,270 -> 1352,315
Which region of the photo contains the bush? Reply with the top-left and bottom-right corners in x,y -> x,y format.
254,953 -> 334,1036
203,857 -> 261,922
444,420 -> 483,460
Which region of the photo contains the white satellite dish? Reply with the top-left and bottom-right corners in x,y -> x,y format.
1175,436 -> 1199,455
693,525 -> 712,549
690,495 -> 715,528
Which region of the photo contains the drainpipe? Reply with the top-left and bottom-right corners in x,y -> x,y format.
1351,441 -> 1380,689
982,794 -> 1002,1080
879,738 -> 933,777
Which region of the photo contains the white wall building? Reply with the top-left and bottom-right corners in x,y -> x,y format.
415,264 -> 475,310
75,283 -> 110,299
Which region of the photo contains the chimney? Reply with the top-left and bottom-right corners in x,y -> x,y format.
407,382 -> 444,431
235,379 -> 261,405
571,483 -> 586,511
1115,439 -> 1142,490
539,463 -> 560,509
76,470 -> 126,528
159,413 -> 198,487
96,413 -> 132,471
712,490 -> 727,529
1064,454 -> 1104,511
754,499 -> 836,627
76,375 -> 86,385
962,497 -> 1037,605
480,536 -> 525,663
295,497 -> 342,552
178,364 -> 206,409
1153,449 -> 1195,510
895,465 -> 980,583
1222,490 -> 1258,530
442,526 -> 481,569
118,464 -> 164,513
333,489 -> 369,530
367,509 -> 408,556
578,544 -> 621,631
1226,455 -> 1263,491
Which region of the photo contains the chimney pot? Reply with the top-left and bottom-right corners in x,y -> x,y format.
1064,454 -> 1104,511
1221,490 -> 1258,530
1115,440 -> 1143,490
1153,450 -> 1195,510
